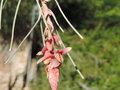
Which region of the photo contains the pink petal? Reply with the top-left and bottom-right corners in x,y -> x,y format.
50,10 -> 64,32
41,5 -> 49,19
37,54 -> 54,64
43,58 -> 51,65
44,50 -> 51,56
45,38 -> 52,43
49,59 -> 61,69
47,67 -> 59,90
42,4 -> 54,31
46,17 -> 54,31
36,51 -> 43,56
44,27 -> 51,37
54,53 -> 64,62
36,46 -> 48,56
46,42 -> 52,51
42,46 -> 48,53
44,27 -> 49,36
46,39 -> 53,51
58,47 -> 72,55
52,33 -> 61,46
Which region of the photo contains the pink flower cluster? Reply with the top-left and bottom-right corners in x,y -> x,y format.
36,0 -> 72,90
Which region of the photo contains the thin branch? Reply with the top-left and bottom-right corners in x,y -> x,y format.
2,0 -> 7,8
80,83 -> 92,90
0,0 -> 4,29
4,0 -> 42,64
54,0 -> 84,39
9,0 -> 22,51
56,31 -> 84,79
40,21 -> 45,46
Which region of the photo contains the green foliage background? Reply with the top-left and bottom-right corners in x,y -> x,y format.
31,27 -> 120,90
1,0 -> 120,90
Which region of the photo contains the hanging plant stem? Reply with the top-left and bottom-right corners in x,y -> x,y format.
2,0 -> 8,8
9,0 -> 22,51
56,31 -> 84,79
39,5 -> 55,49
0,0 -> 4,30
40,21 -> 45,46
54,0 -> 84,39
5,0 -> 42,64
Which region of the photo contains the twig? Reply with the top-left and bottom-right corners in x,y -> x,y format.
56,31 -> 84,79
9,0 -> 22,51
80,83 -> 92,90
40,21 -> 45,46
54,0 -> 83,39
0,0 -> 4,29
2,0 -> 8,8
4,0 -> 42,64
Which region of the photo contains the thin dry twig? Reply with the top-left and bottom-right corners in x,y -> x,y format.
55,0 -> 83,39
2,0 -> 8,8
40,21 -> 45,46
56,31 -> 84,79
80,83 -> 92,90
0,0 -> 4,29
9,0 -> 22,51
5,0 -> 42,64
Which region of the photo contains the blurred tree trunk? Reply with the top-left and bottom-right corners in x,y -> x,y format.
0,36 -> 34,90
